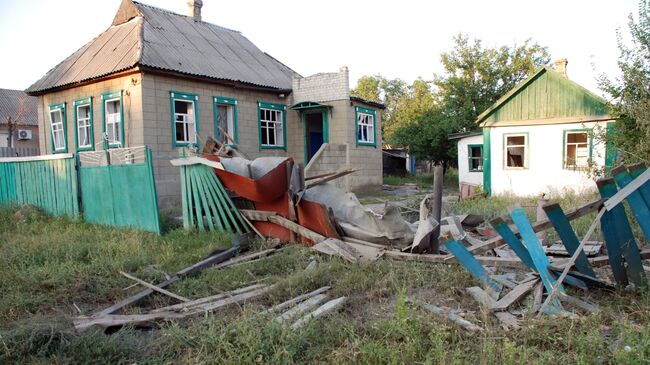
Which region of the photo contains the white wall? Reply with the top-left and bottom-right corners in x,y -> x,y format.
488,120 -> 611,196
457,134 -> 484,188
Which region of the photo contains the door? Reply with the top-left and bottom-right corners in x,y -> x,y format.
305,112 -> 324,162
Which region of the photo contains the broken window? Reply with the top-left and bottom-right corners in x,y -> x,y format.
259,107 -> 284,148
505,134 -> 527,168
564,131 -> 589,170
215,97 -> 237,145
468,144 -> 483,171
356,108 -> 375,145
174,99 -> 197,145
105,98 -> 122,146
49,105 -> 66,152
76,103 -> 92,149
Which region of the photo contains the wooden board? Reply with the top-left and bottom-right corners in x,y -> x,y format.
613,166 -> 650,241
444,240 -> 501,291
490,217 -> 535,270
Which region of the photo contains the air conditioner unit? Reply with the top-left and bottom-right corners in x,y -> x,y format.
17,129 -> 32,140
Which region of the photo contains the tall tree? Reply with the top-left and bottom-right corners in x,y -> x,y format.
598,0 -> 650,164
350,75 -> 381,102
351,74 -> 408,136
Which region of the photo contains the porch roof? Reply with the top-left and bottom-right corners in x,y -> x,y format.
289,101 -> 333,111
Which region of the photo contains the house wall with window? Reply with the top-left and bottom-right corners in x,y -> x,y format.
486,120 -> 611,196
456,134 -> 484,188
36,73 -> 144,155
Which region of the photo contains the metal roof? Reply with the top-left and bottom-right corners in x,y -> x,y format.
26,0 -> 295,94
0,88 -> 38,126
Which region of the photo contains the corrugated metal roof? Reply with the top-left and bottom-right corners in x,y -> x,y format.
26,0 -> 295,94
0,88 -> 38,125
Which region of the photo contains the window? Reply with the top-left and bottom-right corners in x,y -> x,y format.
0,132 -> 11,148
356,106 -> 376,146
258,102 -> 285,148
214,96 -> 237,145
74,97 -> 93,151
102,91 -> 123,148
468,144 -> 483,172
564,131 -> 590,170
504,134 -> 527,168
49,103 -> 67,153
171,91 -> 199,147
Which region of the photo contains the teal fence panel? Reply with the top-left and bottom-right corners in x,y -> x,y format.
0,154 -> 79,217
78,147 -> 160,234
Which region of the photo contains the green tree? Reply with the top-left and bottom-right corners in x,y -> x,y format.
598,0 -> 650,164
351,75 -> 408,137
350,75 -> 381,102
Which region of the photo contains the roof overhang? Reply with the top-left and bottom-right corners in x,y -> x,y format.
448,130 -> 483,140
289,101 -> 332,111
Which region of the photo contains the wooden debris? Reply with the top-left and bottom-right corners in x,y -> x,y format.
212,248 -> 277,270
152,284 -> 266,313
558,292 -> 599,313
466,287 -> 496,308
491,279 -> 539,311
275,294 -> 328,324
414,299 -> 483,333
119,271 -> 189,303
290,296 -> 348,330
544,241 -> 602,257
264,286 -> 331,314
494,312 -> 520,330
531,281 -> 544,312
383,250 -> 526,269
313,238 -> 360,263
305,167 -> 358,189
239,209 -> 277,222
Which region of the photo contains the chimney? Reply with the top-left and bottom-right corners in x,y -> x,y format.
187,0 -> 203,21
553,58 -> 568,78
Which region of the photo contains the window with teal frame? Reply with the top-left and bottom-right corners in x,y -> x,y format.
214,96 -> 238,145
258,101 -> 286,149
468,144 -> 483,172
101,90 -> 124,149
355,106 -> 376,146
74,97 -> 94,151
171,91 -> 200,147
49,102 -> 67,153
563,129 -> 592,171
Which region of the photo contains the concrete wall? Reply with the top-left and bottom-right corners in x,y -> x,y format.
140,73 -> 297,209
0,125 -> 39,150
488,120 -> 611,196
292,67 -> 349,103
36,73 -> 144,155
456,134 -> 484,188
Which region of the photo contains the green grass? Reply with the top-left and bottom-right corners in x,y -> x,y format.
1,204 -> 649,364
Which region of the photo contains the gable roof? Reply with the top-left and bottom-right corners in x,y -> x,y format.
477,67 -> 613,127
26,0 -> 296,94
0,88 -> 38,126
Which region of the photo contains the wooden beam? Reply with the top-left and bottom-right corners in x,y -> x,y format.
264,286 -> 331,314
119,271 -> 189,302
491,279 -> 539,311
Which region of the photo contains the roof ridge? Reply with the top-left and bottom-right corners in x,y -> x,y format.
133,0 -> 240,34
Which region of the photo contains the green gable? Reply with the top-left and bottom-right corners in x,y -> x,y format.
478,67 -> 612,126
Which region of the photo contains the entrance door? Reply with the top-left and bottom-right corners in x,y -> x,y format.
305,112 -> 324,162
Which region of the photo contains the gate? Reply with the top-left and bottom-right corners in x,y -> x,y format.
78,146 -> 160,233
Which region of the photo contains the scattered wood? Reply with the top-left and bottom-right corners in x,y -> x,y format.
305,167 -> 358,189
118,271 -> 189,303
589,248 -> 650,267
239,209 -> 277,222
491,279 -> 539,311
466,287 -> 496,308
264,286 -> 331,314
342,236 -> 390,250
275,294 -> 328,324
383,250 -> 526,269
413,299 -> 483,333
152,284 -> 266,313
531,281 -> 544,312
544,241 -> 602,257
494,312 -> 520,330
558,292 -> 599,313
268,215 -> 325,243
212,248 -> 277,270
312,238 -> 360,263
290,296 -> 348,330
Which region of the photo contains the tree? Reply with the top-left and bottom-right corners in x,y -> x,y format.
4,93 -> 31,148
350,75 -> 381,102
598,0 -> 650,164
351,74 -> 408,136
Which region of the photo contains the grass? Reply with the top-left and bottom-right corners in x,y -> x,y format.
1,202 -> 649,364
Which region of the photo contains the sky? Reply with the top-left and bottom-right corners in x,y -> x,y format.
0,0 -> 638,96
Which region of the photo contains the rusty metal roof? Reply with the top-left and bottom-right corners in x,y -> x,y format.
26,0 -> 295,94
0,88 -> 38,125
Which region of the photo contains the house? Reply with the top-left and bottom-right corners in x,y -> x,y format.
0,88 -> 39,155
452,59 -> 617,197
25,0 -> 384,209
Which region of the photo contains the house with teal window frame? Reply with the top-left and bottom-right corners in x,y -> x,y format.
26,0 -> 384,208
451,59 -> 618,198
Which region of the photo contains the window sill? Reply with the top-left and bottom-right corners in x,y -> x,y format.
503,167 -> 528,170
260,145 -> 286,150
356,142 -> 376,147
469,169 -> 483,173
77,146 -> 94,152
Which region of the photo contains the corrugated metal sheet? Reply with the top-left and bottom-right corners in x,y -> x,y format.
478,67 -> 611,125
26,0 -> 294,94
0,89 -> 38,125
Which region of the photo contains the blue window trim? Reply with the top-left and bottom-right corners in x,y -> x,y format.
73,97 -> 94,152
49,102 -> 68,153
171,91 -> 200,148
101,90 -> 124,149
355,106 -> 377,147
213,96 -> 238,145
467,144 -> 483,172
258,101 -> 287,150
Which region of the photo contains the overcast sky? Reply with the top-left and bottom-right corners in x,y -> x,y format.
0,0 -> 637,96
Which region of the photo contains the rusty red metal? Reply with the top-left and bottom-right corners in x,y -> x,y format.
296,200 -> 341,245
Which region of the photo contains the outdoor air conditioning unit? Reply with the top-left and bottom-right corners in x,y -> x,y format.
17,129 -> 32,140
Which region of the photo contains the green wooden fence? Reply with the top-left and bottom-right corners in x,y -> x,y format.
0,154 -> 79,217
78,146 -> 161,234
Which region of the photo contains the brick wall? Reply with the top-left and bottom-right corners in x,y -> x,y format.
292,67 -> 349,103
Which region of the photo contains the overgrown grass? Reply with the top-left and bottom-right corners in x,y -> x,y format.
1,204 -> 649,364
383,168 -> 459,191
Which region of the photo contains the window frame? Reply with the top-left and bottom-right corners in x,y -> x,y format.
101,91 -> 124,149
73,97 -> 94,151
49,102 -> 67,153
170,91 -> 200,148
258,101 -> 286,150
563,129 -> 592,170
214,96 -> 238,146
503,133 -> 529,169
467,144 -> 483,172
355,106 -> 376,147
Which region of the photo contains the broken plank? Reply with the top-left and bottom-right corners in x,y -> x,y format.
494,312 -> 521,330
152,284 -> 266,313
275,294 -> 329,324
414,300 -> 483,333
265,286 -> 331,314
589,248 -> 650,267
383,250 -> 526,269
268,215 -> 326,243
305,168 -> 358,189
444,239 -> 501,292
466,287 -> 497,308
612,165 -> 650,242
491,279 -> 539,311
119,271 -> 189,303
290,297 -> 347,330
239,209 -> 277,222
490,217 -> 535,270
558,292 -> 599,313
